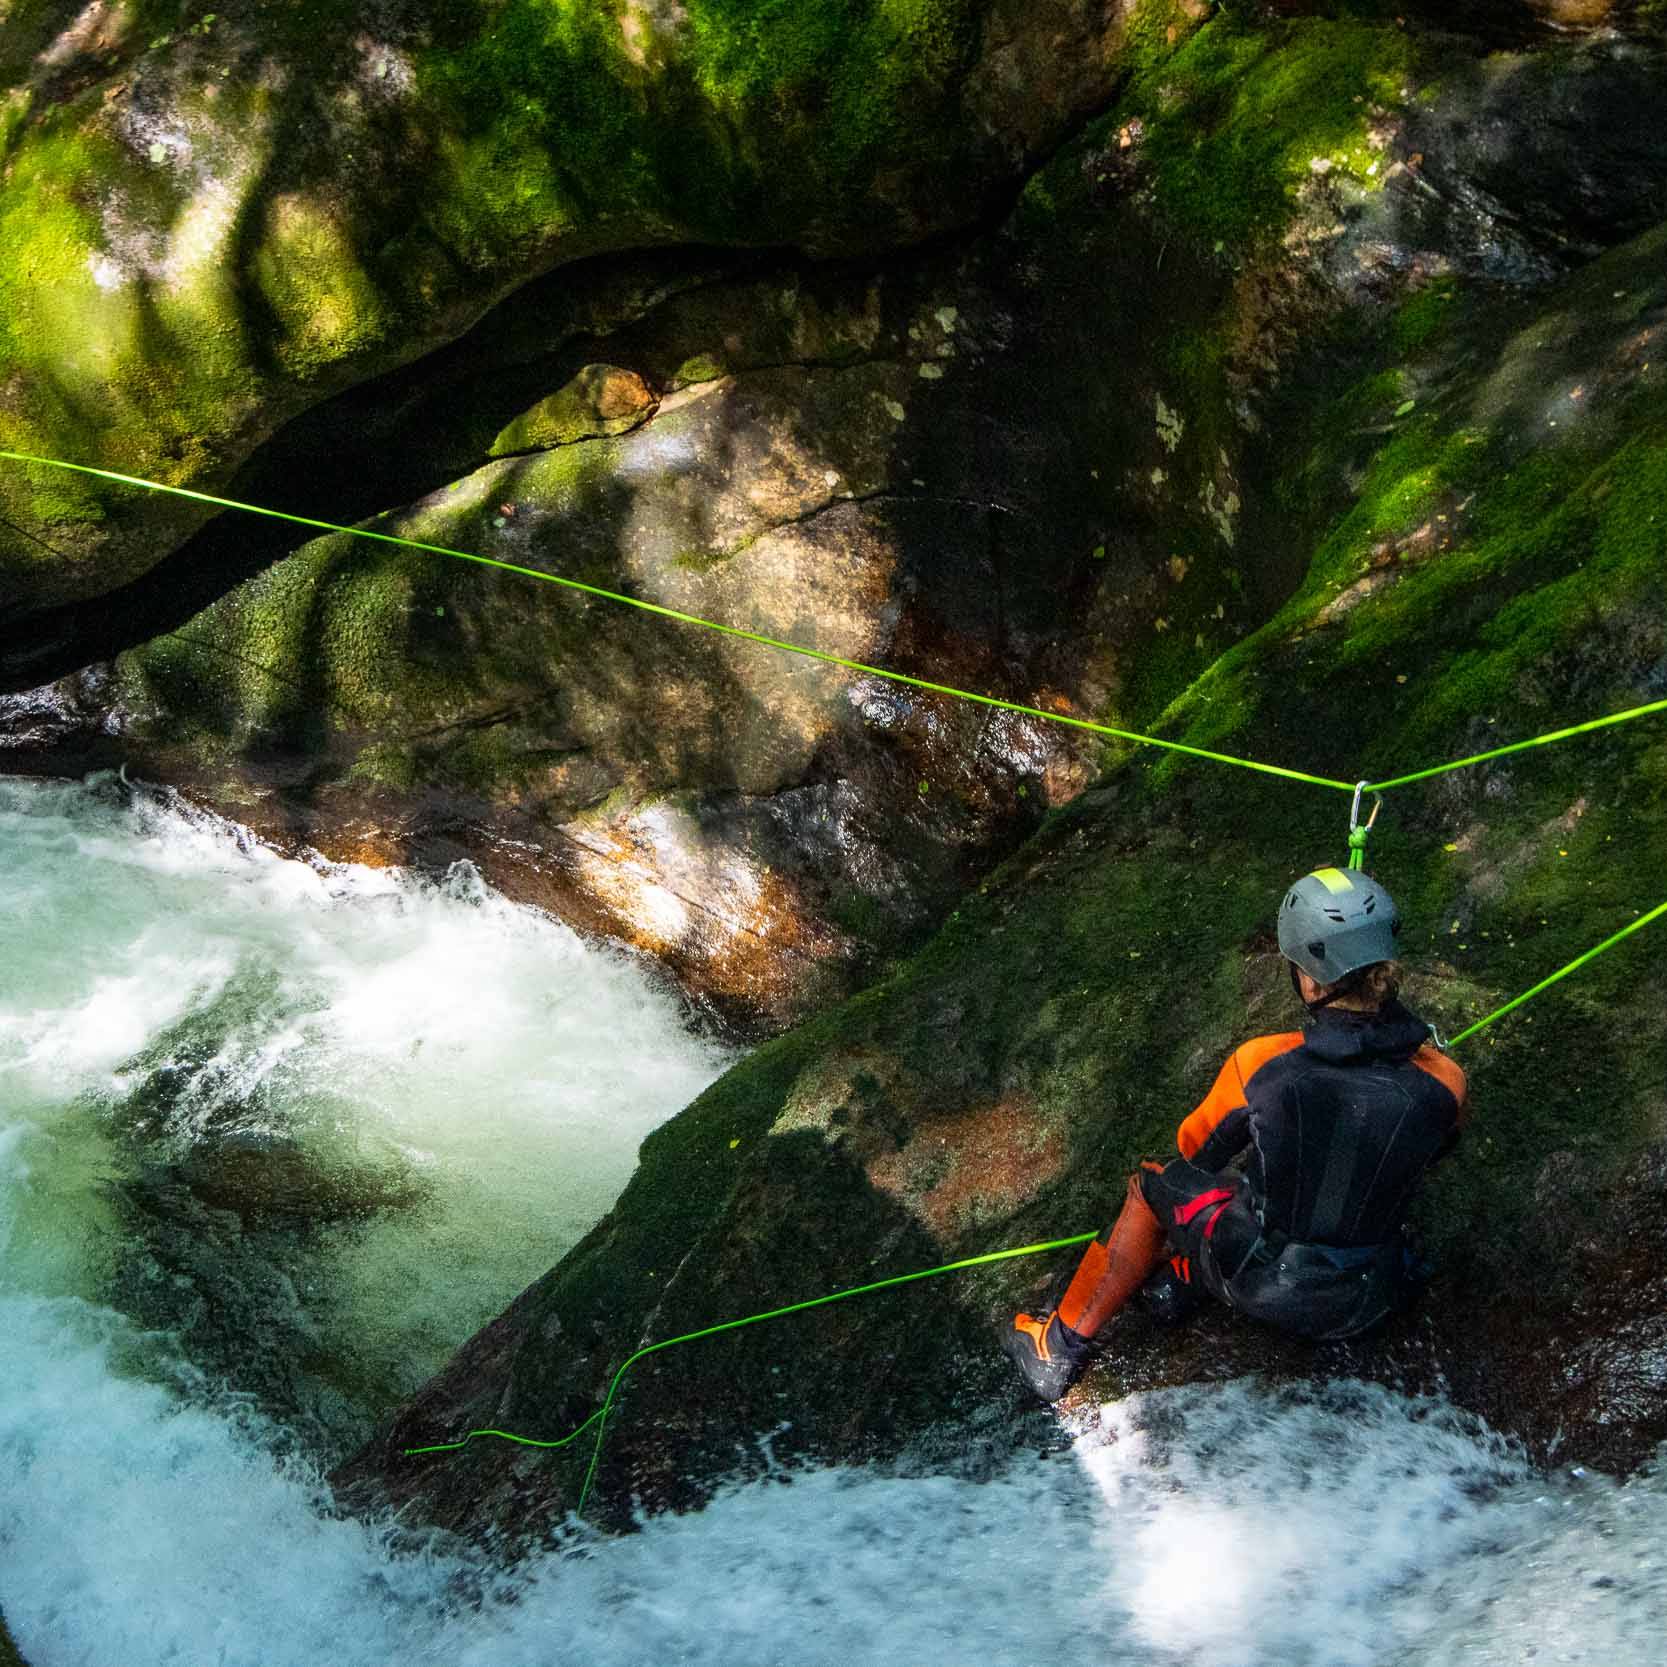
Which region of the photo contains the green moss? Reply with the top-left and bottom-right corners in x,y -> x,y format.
1084,230 -> 1667,1285
1117,618 -> 1222,729
670,545 -> 729,574
1115,13 -> 1418,252
1008,0 -> 1206,240
1388,276 -> 1460,357
672,352 -> 727,387
251,196 -> 395,382
117,431 -> 642,770
413,0 -> 983,257
346,741 -> 419,792
0,124 -> 134,378
528,1016 -> 830,1342
488,366 -> 652,455
0,78 -> 275,599
0,86 -> 29,155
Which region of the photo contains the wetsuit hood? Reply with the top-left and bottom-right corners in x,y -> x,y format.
1301,999 -> 1431,1065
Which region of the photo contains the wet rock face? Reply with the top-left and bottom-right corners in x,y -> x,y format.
1393,44 -> 1667,279
0,0 -> 1208,1031
1277,0 -> 1666,48
0,205 -> 1225,1029
330,88 -> 1667,1549
11,13 -> 1667,1032
0,0 -> 1155,618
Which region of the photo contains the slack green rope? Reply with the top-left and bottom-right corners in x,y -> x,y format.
0,449 -> 1357,793
402,893 -> 1663,1515
401,1406 -> 606,1457
398,1232 -> 1100,1507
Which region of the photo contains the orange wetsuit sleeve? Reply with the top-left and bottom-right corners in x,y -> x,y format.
1175,1032 -> 1304,1161
1411,1044 -> 1469,1126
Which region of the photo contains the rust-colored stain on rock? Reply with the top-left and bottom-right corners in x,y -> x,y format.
866,1095 -> 1065,1236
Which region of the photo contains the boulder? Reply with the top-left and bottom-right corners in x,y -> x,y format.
0,0 -> 1183,620
328,43 -> 1667,1543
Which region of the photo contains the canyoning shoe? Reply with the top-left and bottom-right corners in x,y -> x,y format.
1004,1310 -> 1093,1403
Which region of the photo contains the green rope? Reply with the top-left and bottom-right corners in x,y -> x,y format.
1445,897 -> 1667,1048
0,450 -> 1356,794
5,450 -> 1665,1513
399,1232 -> 1097,1505
1363,698 -> 1667,792
572,1230 -> 1107,1513
401,1407 -> 604,1457
4,451 -> 1662,796
401,894 -> 1663,1514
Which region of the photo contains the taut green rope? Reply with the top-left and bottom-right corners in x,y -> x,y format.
3,451 -> 1662,794
1363,699 -> 1667,792
0,449 -> 1357,793
1445,897 -> 1667,1048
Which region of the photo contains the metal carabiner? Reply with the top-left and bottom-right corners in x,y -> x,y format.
1347,779 -> 1383,870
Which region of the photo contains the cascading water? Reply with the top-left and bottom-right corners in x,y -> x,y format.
1,774 -> 1663,1667
0,772 -> 736,1461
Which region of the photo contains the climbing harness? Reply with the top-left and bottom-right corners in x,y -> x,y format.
2,450 -> 1664,1518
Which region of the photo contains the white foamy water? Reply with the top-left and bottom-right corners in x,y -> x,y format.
3,1285 -> 1663,1667
0,774 -> 733,1423
3,774 -> 1665,1667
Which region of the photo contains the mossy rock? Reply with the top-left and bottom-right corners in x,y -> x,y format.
488,366 -> 658,455
23,7 -> 1667,1035
0,0 -> 1183,619
87,114 -> 1300,1028
332,200 -> 1667,1547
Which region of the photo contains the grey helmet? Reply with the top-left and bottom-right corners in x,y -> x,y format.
1278,867 -> 1401,984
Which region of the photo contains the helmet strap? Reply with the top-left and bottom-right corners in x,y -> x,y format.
1289,960 -> 1360,1015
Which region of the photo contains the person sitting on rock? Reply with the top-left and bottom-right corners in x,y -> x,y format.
1005,866 -> 1468,1402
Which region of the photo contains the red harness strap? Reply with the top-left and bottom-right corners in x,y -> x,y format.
1172,1186 -> 1234,1227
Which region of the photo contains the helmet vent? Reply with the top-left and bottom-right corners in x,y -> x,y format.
1364,897 -> 1376,913
1323,909 -> 1346,922
1307,941 -> 1327,961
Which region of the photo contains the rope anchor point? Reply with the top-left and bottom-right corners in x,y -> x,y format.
1347,779 -> 1383,871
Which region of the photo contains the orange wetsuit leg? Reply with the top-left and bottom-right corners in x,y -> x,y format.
1056,1168 -> 1168,1340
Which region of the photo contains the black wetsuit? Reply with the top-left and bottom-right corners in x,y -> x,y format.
1140,1001 -> 1468,1340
